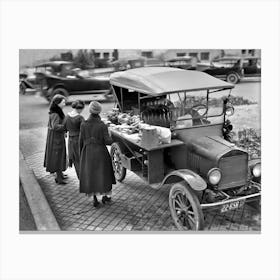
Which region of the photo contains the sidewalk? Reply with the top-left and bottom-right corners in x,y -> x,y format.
19,127 -> 261,232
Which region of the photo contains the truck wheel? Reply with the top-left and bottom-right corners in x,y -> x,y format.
226,73 -> 239,84
110,142 -> 126,182
105,93 -> 115,101
169,182 -> 204,230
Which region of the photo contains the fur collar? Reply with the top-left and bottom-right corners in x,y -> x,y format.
87,113 -> 101,122
68,110 -> 79,118
49,104 -> 65,119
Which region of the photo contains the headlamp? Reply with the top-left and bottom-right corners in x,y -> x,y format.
207,168 -> 222,185
252,162 -> 261,178
225,105 -> 234,116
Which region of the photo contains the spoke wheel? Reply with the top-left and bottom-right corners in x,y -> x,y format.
110,142 -> 126,182
169,182 -> 204,231
226,73 -> 239,84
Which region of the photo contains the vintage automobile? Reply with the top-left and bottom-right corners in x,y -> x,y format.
164,56 -> 197,70
108,67 -> 261,231
196,57 -> 244,84
112,56 -> 146,71
241,56 -> 261,78
199,56 -> 262,84
19,69 -> 37,94
34,61 -> 112,102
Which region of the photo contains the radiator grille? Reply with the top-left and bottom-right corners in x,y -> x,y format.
218,154 -> 248,189
186,151 -> 200,172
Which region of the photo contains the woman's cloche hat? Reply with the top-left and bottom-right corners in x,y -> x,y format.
89,100 -> 102,114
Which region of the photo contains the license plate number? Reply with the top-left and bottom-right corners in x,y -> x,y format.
221,200 -> 245,213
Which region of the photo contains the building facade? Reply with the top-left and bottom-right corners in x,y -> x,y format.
19,49 -> 261,69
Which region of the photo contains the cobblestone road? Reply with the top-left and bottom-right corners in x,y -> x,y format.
20,127 -> 261,232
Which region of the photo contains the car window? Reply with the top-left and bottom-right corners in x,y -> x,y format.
242,59 -> 250,67
35,66 -> 53,74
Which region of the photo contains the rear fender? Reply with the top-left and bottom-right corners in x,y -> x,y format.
162,169 -> 207,191
52,83 -> 67,91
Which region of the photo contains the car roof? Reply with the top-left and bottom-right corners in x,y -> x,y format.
214,56 -> 260,61
110,67 -> 234,95
213,57 -> 241,61
35,61 -> 73,67
165,56 -> 192,62
242,56 -> 261,60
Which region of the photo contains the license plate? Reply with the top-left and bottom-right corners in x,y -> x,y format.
220,200 -> 245,213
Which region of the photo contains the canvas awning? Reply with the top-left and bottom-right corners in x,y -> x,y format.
110,67 -> 234,95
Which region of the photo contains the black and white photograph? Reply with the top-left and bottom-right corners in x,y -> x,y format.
19,49 -> 262,232
1,0 -> 280,280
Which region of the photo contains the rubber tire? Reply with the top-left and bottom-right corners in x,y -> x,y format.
51,87 -> 69,102
226,72 -> 240,84
104,93 -> 115,102
169,182 -> 204,231
110,142 -> 127,182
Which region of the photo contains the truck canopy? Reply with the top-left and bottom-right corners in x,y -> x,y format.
110,67 -> 234,96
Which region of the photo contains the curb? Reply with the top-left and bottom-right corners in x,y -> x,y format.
19,150 -> 61,231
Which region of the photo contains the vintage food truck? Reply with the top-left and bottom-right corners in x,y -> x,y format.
107,67 -> 261,230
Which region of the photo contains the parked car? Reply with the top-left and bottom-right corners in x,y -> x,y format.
112,56 -> 146,71
164,56 -> 197,70
34,61 -> 112,102
19,73 -> 36,94
196,57 -> 244,84
241,57 -> 261,78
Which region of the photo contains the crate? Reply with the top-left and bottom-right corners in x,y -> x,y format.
121,153 -> 142,171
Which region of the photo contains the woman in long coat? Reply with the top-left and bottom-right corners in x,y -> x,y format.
79,101 -> 116,207
44,94 -> 67,184
64,100 -> 85,178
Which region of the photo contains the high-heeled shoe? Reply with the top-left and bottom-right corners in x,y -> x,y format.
102,196 -> 112,204
93,200 -> 100,208
93,195 -> 100,208
55,178 -> 67,185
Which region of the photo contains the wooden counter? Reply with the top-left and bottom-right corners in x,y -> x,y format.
109,128 -> 184,151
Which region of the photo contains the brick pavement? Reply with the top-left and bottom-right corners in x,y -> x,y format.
20,128 -> 261,232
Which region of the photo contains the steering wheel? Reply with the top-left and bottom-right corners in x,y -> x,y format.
189,104 -> 208,117
185,104 -> 209,126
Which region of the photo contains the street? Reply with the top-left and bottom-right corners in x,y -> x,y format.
19,80 -> 261,231
20,79 -> 260,130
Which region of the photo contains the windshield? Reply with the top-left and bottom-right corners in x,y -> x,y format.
168,90 -> 228,127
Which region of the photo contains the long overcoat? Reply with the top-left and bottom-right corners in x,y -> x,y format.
79,114 -> 116,195
64,114 -> 84,178
44,112 -> 67,173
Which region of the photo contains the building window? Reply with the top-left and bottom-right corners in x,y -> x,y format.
177,52 -> 186,57
200,52 -> 209,61
141,51 -> 153,58
103,52 -> 110,59
94,52 -> 100,58
248,49 -> 255,56
189,52 -> 198,58
241,49 -> 247,55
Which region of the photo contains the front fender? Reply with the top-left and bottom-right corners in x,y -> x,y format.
162,169 -> 207,191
